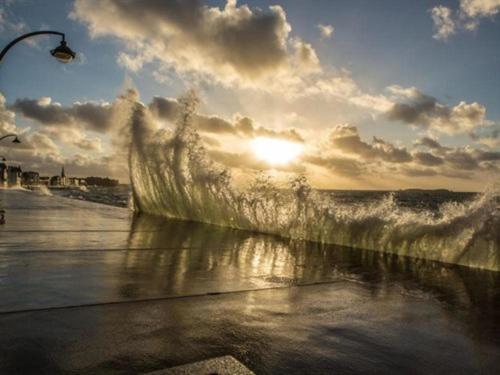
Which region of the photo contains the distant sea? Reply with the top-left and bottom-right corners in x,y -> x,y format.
322,189 -> 478,213
51,185 -> 478,214
50,185 -> 132,208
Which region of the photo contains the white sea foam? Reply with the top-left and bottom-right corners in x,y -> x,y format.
127,92 -> 500,271
34,185 -> 52,196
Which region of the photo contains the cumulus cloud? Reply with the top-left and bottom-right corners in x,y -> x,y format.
412,151 -> 444,166
303,124 -> 500,181
0,93 -> 17,134
11,97 -> 117,133
431,0 -> 500,40
301,125 -> 413,179
8,90 -> 306,178
301,72 -> 394,112
385,86 -> 486,134
71,0 -> 325,88
414,136 -> 449,151
4,87 -> 500,185
39,126 -> 103,152
470,127 -> 500,148
72,0 -> 490,129
291,38 -> 321,74
413,136 -> 500,173
0,110 -> 65,173
445,148 -> 481,170
431,6 -> 456,40
0,96 -> 58,168
461,0 -> 500,18
73,137 -> 102,152
318,23 -> 334,39
329,124 -> 412,163
1,91 -> 128,179
2,129 -> 120,179
149,96 -> 304,142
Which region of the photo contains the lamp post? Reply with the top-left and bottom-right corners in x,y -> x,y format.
0,32 -> 73,219
0,31 -> 76,148
0,31 -> 76,145
0,31 -> 76,63
0,30 -> 76,147
0,134 -> 21,144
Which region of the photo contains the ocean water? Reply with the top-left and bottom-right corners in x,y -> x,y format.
53,186 -> 477,213
121,92 -> 500,271
50,185 -> 131,208
38,92 -> 500,272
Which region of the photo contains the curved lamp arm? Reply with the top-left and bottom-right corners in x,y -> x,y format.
0,31 -> 65,62
0,134 -> 20,143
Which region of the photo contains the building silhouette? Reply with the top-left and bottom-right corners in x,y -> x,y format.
21,171 -> 40,186
0,161 -> 22,187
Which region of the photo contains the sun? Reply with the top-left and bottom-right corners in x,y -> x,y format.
251,137 -> 303,165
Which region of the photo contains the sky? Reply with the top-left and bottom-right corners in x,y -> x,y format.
1,0 -> 500,191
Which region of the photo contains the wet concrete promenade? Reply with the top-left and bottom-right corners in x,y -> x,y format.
0,189 -> 499,374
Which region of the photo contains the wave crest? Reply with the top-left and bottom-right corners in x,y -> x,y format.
128,92 -> 500,271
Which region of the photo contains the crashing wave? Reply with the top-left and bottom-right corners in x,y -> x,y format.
32,185 -> 52,196
128,92 -> 500,271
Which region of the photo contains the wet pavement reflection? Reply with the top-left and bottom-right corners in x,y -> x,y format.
0,189 -> 499,374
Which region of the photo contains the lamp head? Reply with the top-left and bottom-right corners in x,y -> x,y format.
12,136 -> 21,144
50,40 -> 76,63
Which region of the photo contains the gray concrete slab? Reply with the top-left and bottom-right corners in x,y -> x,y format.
0,189 -> 499,374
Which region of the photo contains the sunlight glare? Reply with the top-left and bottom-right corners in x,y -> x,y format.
251,137 -> 303,165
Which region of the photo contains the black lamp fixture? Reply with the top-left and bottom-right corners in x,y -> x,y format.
0,31 -> 76,63
0,134 -> 21,144
50,39 -> 76,63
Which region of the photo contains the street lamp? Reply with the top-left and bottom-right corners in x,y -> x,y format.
50,40 -> 76,63
0,31 -> 74,195
0,31 -> 76,63
0,134 -> 21,144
